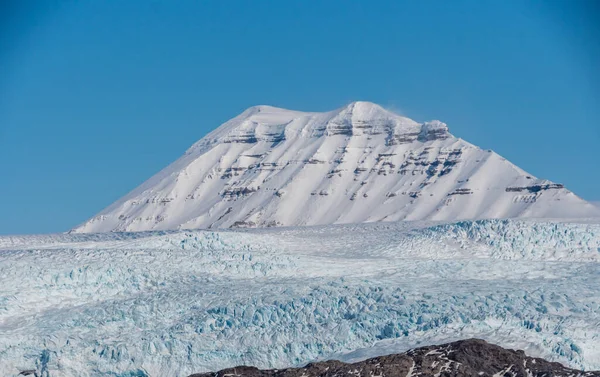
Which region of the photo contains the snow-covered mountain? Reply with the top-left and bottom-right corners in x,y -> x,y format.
73,101 -> 599,233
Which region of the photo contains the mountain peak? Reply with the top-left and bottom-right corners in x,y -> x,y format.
243,101 -> 397,121
336,101 -> 397,121
343,100 -> 386,111
337,101 -> 404,119
72,103 -> 600,233
244,104 -> 306,114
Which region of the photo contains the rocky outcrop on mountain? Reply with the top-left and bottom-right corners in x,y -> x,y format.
72,101 -> 600,233
189,339 -> 600,377
505,183 -> 565,193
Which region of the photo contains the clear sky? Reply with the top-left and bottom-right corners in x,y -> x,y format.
0,0 -> 598,235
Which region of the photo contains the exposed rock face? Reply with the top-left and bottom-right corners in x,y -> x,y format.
72,101 -> 600,233
189,339 -> 600,377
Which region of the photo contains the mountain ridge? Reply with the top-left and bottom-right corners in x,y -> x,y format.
189,339 -> 600,377
72,101 -> 600,233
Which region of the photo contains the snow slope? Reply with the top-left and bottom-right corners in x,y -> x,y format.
2,219 -> 600,376
72,101 -> 600,233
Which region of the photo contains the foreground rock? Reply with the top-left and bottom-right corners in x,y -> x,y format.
190,339 -> 600,377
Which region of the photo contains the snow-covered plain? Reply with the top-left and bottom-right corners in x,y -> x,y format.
2,219 -> 600,376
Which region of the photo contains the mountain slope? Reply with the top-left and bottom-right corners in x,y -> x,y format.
73,101 -> 599,232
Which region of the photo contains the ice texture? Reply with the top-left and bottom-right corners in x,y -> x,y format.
1,219 -> 600,376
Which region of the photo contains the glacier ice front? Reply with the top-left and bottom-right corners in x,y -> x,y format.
1,219 -> 600,376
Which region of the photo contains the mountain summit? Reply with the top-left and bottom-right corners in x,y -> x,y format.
73,102 -> 599,232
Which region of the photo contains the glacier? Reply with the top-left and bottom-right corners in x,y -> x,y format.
2,219 -> 600,376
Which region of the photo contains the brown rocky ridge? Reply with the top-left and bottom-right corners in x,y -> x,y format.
189,339 -> 599,377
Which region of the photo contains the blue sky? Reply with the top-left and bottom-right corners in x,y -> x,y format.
0,0 -> 598,234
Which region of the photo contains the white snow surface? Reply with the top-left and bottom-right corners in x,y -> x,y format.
72,101 -> 600,233
2,219 -> 600,376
